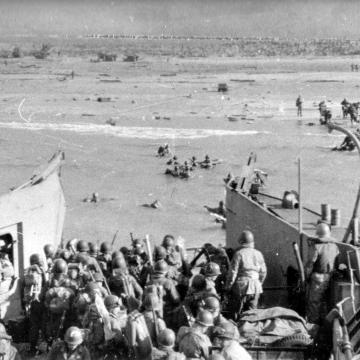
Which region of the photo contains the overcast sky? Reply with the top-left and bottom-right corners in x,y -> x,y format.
0,0 -> 359,39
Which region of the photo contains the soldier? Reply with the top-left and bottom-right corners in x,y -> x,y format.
47,326 -> 90,360
177,310 -> 213,360
0,323 -> 21,360
0,251 -> 15,295
67,263 -> 83,294
305,223 -> 339,325
341,98 -> 350,119
201,262 -> 221,294
50,259 -> 70,287
296,95 -> 303,117
44,277 -> 75,345
104,295 -> 129,357
97,241 -> 112,275
185,274 -> 218,316
225,230 -> 267,320
142,293 -> 166,345
152,329 -> 185,360
89,242 -> 99,258
212,323 -> 252,360
44,244 -> 56,273
108,257 -> 142,311
200,296 -> 240,341
82,283 -> 112,354
147,260 -> 180,327
23,253 -> 47,355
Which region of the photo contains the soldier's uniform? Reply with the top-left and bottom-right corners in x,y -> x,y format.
226,231 -> 267,319
305,223 -> 339,324
0,323 -> 21,360
0,254 -> 14,295
22,254 -> 47,354
108,268 -> 143,311
148,261 -> 180,327
177,310 -> 213,360
142,310 -> 166,345
177,326 -> 212,360
152,346 -> 185,360
47,342 -> 91,360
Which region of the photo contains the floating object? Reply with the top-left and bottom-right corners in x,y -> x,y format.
218,83 -> 228,92
227,116 -> 238,122
97,97 -> 111,102
142,200 -> 161,209
106,118 -> 117,126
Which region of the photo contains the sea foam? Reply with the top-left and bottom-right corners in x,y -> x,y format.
0,122 -> 270,139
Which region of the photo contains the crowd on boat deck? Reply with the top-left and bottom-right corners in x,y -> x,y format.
0,221 -> 340,360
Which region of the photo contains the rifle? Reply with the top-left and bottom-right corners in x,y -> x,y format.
111,230 -> 119,247
151,304 -> 159,347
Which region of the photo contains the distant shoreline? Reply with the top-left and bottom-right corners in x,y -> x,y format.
1,34 -> 360,58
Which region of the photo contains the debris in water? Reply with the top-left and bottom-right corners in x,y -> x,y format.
97,97 -> 111,102
141,200 -> 161,209
106,118 -> 117,126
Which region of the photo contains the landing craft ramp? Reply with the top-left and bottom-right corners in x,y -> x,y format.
0,151 -> 65,320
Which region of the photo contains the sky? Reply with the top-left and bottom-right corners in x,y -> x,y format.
0,0 -> 359,39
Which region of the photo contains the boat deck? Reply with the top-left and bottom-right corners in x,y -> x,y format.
255,192 -> 347,241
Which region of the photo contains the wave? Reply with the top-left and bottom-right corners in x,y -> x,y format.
0,122 -> 270,139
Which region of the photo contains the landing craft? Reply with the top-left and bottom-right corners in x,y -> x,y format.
0,151 -> 65,320
225,124 -> 360,359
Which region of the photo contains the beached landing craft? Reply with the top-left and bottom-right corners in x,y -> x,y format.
225,124 -> 360,360
0,151 -> 65,320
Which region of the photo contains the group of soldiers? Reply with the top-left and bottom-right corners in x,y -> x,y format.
1,219 -> 340,360
163,154 -> 218,179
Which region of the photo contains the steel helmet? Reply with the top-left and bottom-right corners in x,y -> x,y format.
43,244 -> 55,258
154,260 -> 168,274
112,256 -> 127,271
89,242 -> 99,254
65,326 -> 83,347
158,328 -> 176,347
104,295 -> 120,310
203,296 -> 221,312
60,249 -> 71,261
204,262 -> 221,277
119,247 -> 130,257
100,242 -> 112,254
316,222 -> 331,239
53,258 -> 68,274
77,240 -> 89,253
195,309 -> 214,327
154,245 -> 167,261
30,253 -> 42,266
191,274 -> 207,291
112,250 -> 125,260
162,235 -> 175,248
238,230 -> 254,247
